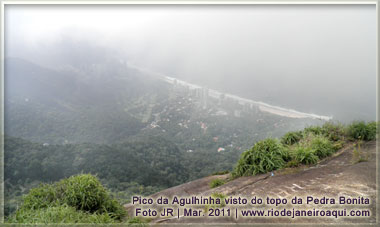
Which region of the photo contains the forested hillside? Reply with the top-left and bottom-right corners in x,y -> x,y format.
5,58 -> 318,145
4,57 -> 321,216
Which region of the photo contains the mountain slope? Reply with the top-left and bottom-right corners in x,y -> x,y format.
5,58 -> 165,144
5,57 -> 321,147
125,141 -> 376,224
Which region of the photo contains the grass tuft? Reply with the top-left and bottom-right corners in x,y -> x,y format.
348,121 -> 378,141
8,174 -> 126,223
281,131 -> 303,145
232,138 -> 288,177
293,146 -> 319,165
209,179 -> 225,188
309,135 -> 334,159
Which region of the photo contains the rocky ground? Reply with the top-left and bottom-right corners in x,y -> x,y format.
125,141 -> 377,225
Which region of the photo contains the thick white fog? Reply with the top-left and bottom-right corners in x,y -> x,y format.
5,4 -> 377,122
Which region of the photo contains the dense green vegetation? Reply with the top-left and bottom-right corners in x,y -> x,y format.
4,136 -> 185,215
232,138 -> 288,177
7,174 -> 127,224
281,131 -> 302,145
232,121 -> 377,177
293,146 -> 319,165
4,134 -> 245,216
348,121 -> 378,141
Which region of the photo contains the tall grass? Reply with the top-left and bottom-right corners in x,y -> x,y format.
309,135 -> 334,159
293,146 -> 319,165
233,121 -> 377,178
303,122 -> 347,142
321,122 -> 346,141
303,126 -> 324,136
232,138 -> 288,177
281,131 -> 303,145
8,174 -> 126,223
347,121 -> 378,141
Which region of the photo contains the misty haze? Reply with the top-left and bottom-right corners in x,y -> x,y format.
4,4 -> 377,224
6,5 -> 376,122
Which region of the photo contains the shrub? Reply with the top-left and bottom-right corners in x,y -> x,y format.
347,121 -> 367,140
321,122 -> 346,142
281,131 -> 303,145
55,174 -> 122,215
348,121 -> 377,141
303,123 -> 345,142
303,126 -> 324,136
21,183 -> 58,210
232,138 -> 287,177
293,146 -> 319,165
15,174 -> 126,223
366,121 -> 378,141
209,179 -> 225,188
310,135 -> 334,158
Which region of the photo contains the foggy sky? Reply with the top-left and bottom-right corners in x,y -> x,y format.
5,4 -> 377,122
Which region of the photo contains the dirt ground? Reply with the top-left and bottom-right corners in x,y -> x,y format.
125,141 -> 378,225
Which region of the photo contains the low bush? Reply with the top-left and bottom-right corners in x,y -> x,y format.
21,183 -> 58,210
303,126 -> 324,136
281,131 -> 303,145
55,174 -> 124,217
293,146 -> 319,165
232,138 -> 288,177
310,135 -> 334,159
231,121 -> 375,180
10,174 -> 126,223
209,179 -> 225,188
348,121 -> 377,141
321,122 -> 346,142
366,121 -> 378,141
